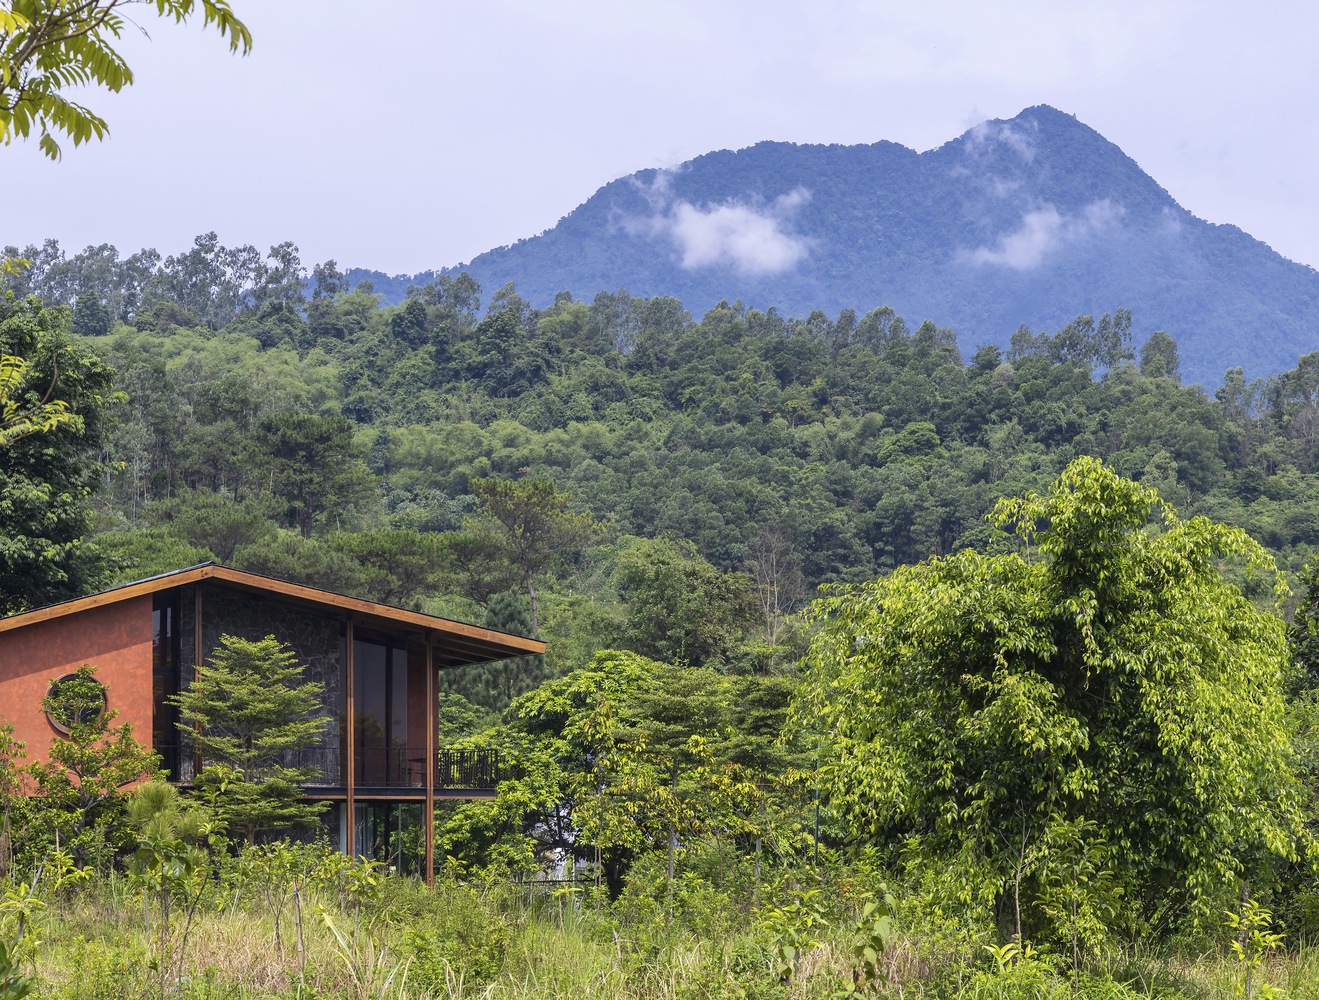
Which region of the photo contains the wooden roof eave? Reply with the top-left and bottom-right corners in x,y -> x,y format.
0,563 -> 545,666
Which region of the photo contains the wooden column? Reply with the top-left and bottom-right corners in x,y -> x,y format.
345,616 -> 356,858
424,634 -> 435,886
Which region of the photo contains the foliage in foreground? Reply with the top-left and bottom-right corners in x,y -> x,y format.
800,457 -> 1309,946
0,1 -> 252,160
2,843 -> 1316,1000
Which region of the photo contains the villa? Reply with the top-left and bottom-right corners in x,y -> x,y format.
0,562 -> 545,879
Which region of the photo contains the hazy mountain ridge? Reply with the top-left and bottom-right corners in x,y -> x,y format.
350,106 -> 1319,385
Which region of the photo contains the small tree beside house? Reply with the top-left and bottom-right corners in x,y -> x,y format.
27,665 -> 159,867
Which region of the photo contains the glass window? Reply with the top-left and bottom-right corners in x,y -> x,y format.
353,636 -> 412,785
152,592 -> 182,779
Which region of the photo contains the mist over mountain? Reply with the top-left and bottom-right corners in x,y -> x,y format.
351,106 -> 1319,385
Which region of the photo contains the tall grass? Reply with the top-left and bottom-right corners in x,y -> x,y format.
20,873 -> 1319,1000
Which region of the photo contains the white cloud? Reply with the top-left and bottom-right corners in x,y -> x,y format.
963,120 -> 1037,162
631,181 -> 813,276
964,199 -> 1124,270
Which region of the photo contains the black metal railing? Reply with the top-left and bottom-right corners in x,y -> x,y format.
289,746 -> 345,785
156,744 -> 499,790
437,748 -> 499,789
153,744 -> 345,785
354,746 -> 427,788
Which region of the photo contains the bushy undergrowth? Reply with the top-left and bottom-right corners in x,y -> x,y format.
5,846 -> 1319,1000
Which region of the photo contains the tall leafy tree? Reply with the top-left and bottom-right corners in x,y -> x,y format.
1289,560 -> 1319,694
248,241 -> 306,312
69,292 -> 110,337
147,232 -> 258,330
170,634 -> 329,844
471,477 -> 598,636
615,537 -> 755,666
255,412 -> 375,538
798,457 -> 1306,937
0,289 -> 116,613
1139,330 -> 1181,380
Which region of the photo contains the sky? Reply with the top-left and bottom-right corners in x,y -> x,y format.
5,1 -> 1318,277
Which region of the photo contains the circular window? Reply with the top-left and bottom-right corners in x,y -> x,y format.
45,672 -> 108,734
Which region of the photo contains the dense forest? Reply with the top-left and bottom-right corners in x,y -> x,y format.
7,236 -> 1319,998
10,235 -> 1319,615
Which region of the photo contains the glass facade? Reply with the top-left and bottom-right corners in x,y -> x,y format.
353,634 -> 412,786
140,577 -> 513,881
353,802 -> 424,876
152,591 -> 182,779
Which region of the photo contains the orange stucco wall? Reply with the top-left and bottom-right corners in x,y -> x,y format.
0,596 -> 154,765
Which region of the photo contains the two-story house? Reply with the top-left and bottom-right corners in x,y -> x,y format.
0,563 -> 545,879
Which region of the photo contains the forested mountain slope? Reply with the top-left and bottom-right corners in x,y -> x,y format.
352,105 -> 1319,385
9,227 -> 1319,683
11,239 -> 1319,1000
52,281 -> 1319,645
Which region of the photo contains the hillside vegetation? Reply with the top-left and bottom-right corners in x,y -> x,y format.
7,256 -> 1319,997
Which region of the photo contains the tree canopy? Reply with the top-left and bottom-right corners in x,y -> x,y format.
0,287 -> 116,613
798,457 -> 1308,936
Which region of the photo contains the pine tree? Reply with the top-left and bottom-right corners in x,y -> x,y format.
171,635 -> 329,844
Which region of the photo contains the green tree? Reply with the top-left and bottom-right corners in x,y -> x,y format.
248,241 -> 305,313
28,664 -> 159,865
170,634 -> 330,844
151,488 -> 277,564
69,292 -> 109,337
389,297 -> 429,349
324,528 -> 447,607
615,537 -> 755,666
798,457 -> 1306,936
0,0 -> 251,159
0,288 -> 117,613
1289,559 -> 1319,693
471,477 -> 599,636
255,412 -> 376,538
510,650 -> 655,893
1139,330 -> 1181,380
434,526 -> 521,610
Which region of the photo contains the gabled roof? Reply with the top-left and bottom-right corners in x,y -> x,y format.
0,563 -> 545,668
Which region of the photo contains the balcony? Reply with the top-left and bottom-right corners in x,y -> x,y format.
356,747 -> 500,791
435,748 -> 499,790
156,745 -> 500,793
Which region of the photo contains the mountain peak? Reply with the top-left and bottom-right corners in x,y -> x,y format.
365,108 -> 1319,385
